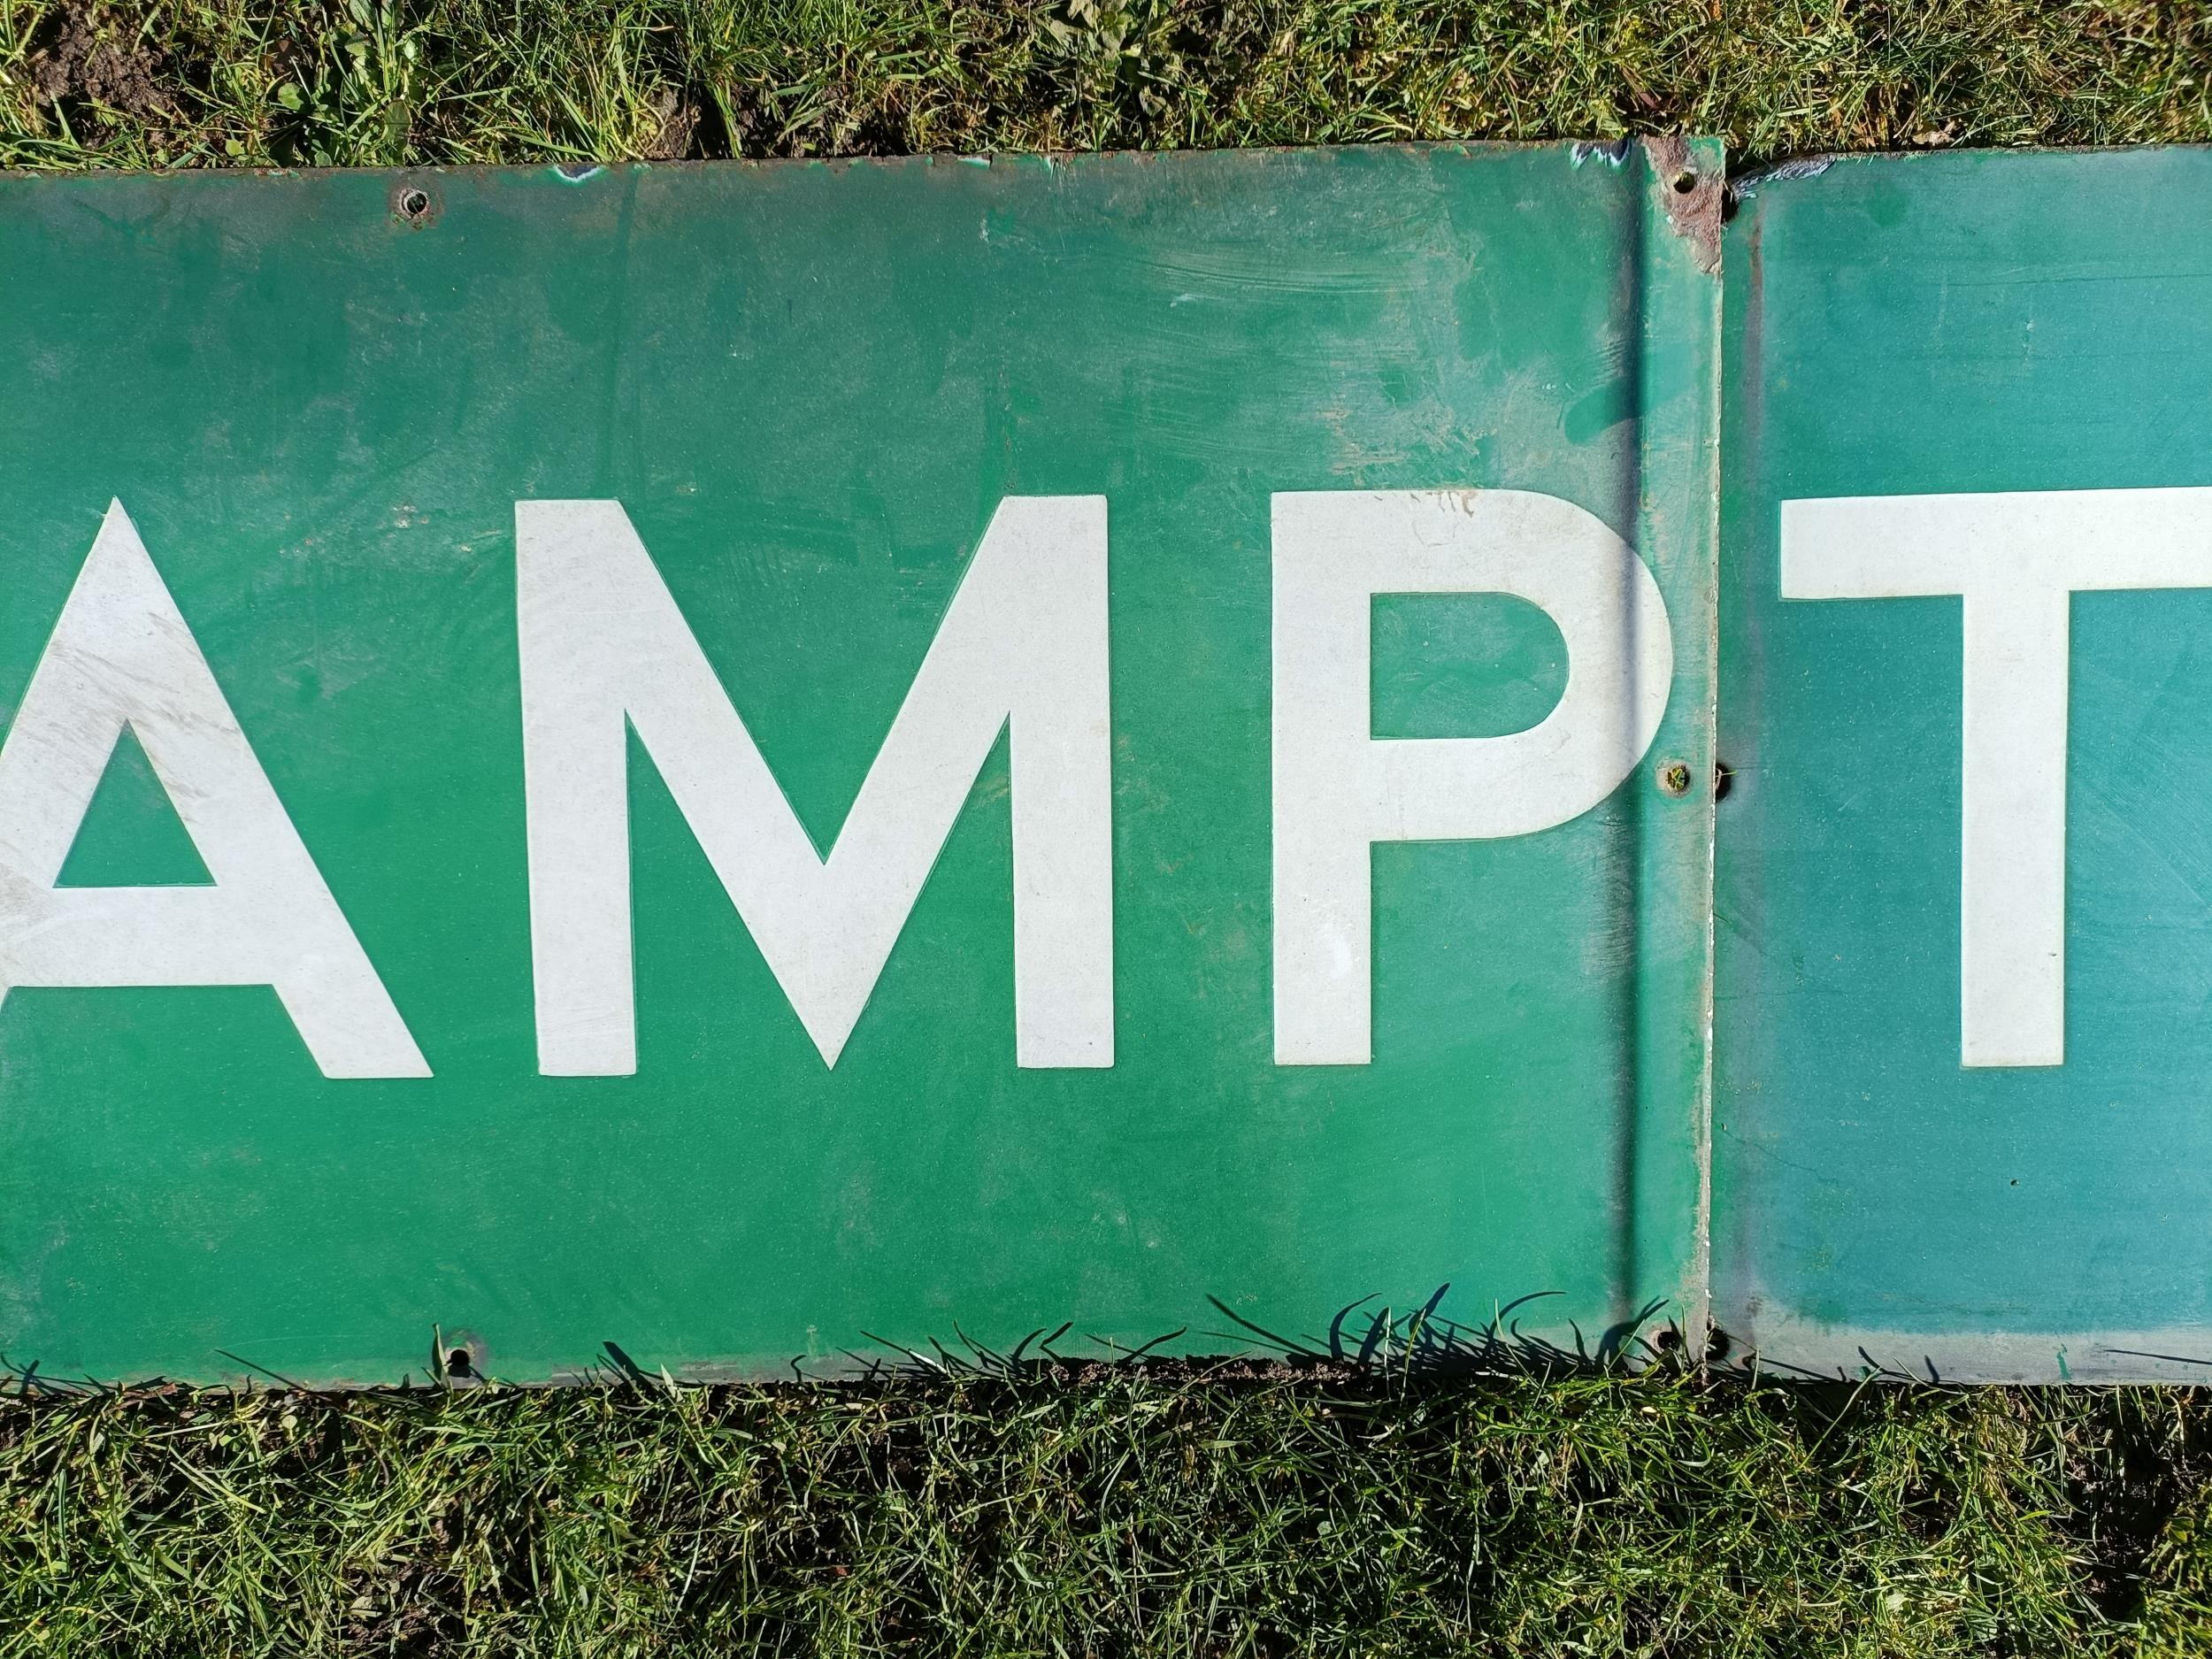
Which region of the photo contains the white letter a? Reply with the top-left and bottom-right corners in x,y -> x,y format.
0,502 -> 430,1078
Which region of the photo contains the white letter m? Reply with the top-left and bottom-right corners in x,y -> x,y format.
517,498 -> 1114,1074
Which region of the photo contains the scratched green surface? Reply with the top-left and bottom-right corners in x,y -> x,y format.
1716,148 -> 2212,1379
0,146 -> 1717,1384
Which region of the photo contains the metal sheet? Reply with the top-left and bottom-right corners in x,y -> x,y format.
1717,148 -> 2212,1381
0,144 -> 1720,1385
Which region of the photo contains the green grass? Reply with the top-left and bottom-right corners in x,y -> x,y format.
0,0 -> 2207,171
8,3 -> 2212,1653
10,1357 -> 2212,1655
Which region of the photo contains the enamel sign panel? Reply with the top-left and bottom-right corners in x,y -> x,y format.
1716,148 -> 2212,1380
0,145 -> 1720,1384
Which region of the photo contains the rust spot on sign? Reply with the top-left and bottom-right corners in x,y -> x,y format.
1644,135 -> 1722,276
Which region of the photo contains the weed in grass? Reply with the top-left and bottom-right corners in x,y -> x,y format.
0,0 -> 2207,173
9,1361 -> 2212,1655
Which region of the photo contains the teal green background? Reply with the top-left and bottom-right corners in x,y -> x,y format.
1717,149 -> 2212,1374
0,147 -> 1716,1383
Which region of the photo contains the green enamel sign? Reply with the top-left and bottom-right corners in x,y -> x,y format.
1717,148 -> 2212,1380
0,145 -> 1721,1384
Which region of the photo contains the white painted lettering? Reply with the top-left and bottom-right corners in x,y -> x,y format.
517,497 -> 1115,1074
1782,486 -> 2212,1067
0,502 -> 431,1079
1271,488 -> 1673,1064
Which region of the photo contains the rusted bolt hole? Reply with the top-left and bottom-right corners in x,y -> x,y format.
1656,759 -> 1693,796
1670,169 -> 1699,195
398,188 -> 432,221
445,1348 -> 473,1378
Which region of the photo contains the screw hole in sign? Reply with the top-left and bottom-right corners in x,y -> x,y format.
1671,170 -> 1698,195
